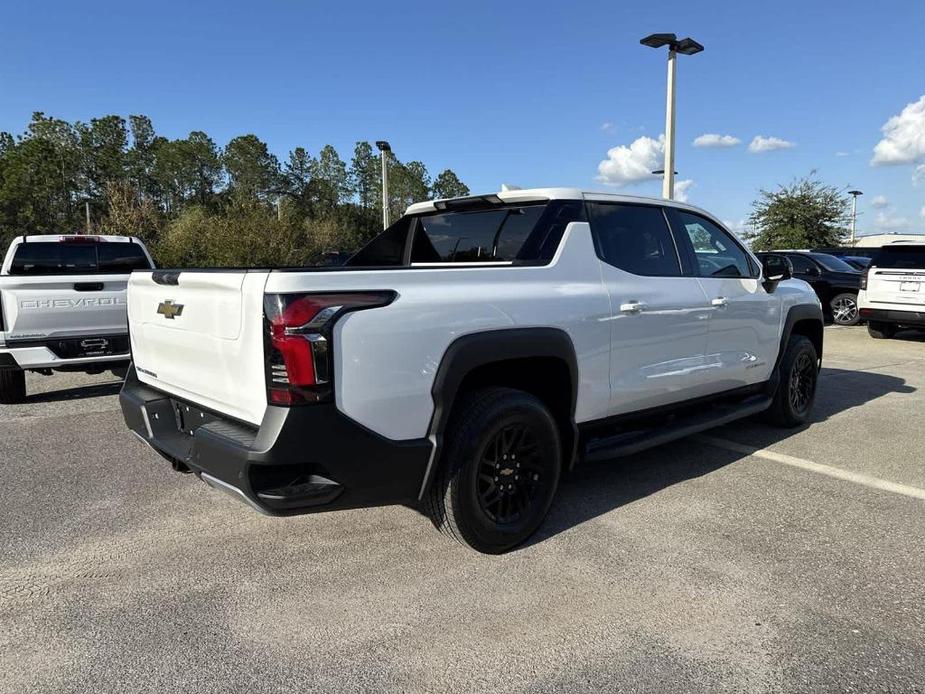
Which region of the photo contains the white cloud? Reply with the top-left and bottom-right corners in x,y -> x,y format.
722,219 -> 750,241
874,212 -> 910,231
693,133 -> 741,148
914,164 -> 925,185
601,122 -> 616,134
835,151 -> 851,157
748,135 -> 796,153
597,135 -> 664,187
871,94 -> 925,165
871,195 -> 889,209
920,205 -> 925,219
674,179 -> 694,203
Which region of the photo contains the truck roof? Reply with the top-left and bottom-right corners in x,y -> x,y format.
10,234 -> 143,245
405,187 -> 717,220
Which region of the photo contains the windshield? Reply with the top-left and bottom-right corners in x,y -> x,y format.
872,245 -> 925,269
9,241 -> 151,275
809,253 -> 857,273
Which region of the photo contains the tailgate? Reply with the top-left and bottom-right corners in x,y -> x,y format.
867,269 -> 925,305
128,271 -> 271,425
0,275 -> 129,340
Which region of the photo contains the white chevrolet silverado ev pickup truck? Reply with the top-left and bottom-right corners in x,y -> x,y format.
120,189 -> 823,553
0,234 -> 154,403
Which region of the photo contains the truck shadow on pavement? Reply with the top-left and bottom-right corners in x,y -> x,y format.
25,380 -> 123,404
528,367 -> 914,548
891,329 -> 925,342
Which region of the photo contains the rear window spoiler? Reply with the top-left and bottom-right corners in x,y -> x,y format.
432,194 -> 504,212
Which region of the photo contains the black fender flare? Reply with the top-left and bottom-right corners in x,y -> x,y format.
418,327 -> 579,500
768,303 -> 824,394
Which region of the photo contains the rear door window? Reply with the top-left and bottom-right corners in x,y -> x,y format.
587,203 -> 681,276
786,254 -> 817,275
872,246 -> 925,269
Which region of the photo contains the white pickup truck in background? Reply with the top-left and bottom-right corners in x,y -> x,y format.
0,235 -> 155,403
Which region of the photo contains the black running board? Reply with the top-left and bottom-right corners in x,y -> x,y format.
584,394 -> 772,463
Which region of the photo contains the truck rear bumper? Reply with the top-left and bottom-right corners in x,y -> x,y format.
858,307 -> 925,326
0,334 -> 130,369
119,366 -> 433,516
0,346 -> 130,370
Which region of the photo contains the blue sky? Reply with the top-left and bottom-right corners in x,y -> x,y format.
2,0 -> 924,236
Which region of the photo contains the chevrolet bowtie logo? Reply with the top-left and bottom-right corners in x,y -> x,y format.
157,300 -> 184,320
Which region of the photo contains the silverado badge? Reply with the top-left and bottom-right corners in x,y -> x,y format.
157,300 -> 184,320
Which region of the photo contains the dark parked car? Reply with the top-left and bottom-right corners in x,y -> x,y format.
756,251 -> 862,325
813,246 -> 879,260
842,256 -> 872,270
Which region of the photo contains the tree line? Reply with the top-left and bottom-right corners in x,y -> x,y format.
0,112 -> 470,266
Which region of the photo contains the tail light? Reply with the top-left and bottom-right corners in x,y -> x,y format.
859,268 -> 869,290
263,291 -> 395,406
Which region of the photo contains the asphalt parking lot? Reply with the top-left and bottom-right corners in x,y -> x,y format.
1,326 -> 923,694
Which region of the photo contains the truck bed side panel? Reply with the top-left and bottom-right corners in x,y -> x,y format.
264,221 -> 611,440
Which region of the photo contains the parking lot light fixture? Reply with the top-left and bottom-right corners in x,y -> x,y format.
640,33 -> 704,200
848,190 -> 863,245
376,141 -> 392,230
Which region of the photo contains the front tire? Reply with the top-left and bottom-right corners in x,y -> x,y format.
830,293 -> 860,326
0,368 -> 26,404
425,387 -> 562,554
867,321 -> 897,339
764,335 -> 818,428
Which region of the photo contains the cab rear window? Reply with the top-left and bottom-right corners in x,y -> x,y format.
345,200 -> 586,267
872,246 -> 925,270
9,241 -> 151,275
411,205 -> 547,263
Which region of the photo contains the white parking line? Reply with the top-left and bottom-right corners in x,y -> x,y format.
695,435 -> 925,501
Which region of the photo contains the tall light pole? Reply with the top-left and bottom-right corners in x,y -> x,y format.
848,190 -> 863,245
376,140 -> 392,229
640,33 -> 703,200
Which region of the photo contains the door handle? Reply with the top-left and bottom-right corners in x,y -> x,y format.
619,300 -> 645,314
74,282 -> 104,292
711,297 -> 728,308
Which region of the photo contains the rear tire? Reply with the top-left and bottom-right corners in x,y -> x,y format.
764,335 -> 818,428
867,321 -> 897,339
0,368 -> 26,404
830,293 -> 860,326
425,387 -> 562,554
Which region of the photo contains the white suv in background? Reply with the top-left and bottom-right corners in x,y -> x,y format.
858,243 -> 925,339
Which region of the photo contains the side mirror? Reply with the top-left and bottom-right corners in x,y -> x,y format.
761,255 -> 791,290
806,265 -> 821,277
